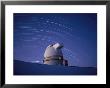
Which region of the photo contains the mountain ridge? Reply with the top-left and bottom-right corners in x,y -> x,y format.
14,60 -> 97,75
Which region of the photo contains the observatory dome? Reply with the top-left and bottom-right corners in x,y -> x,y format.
44,43 -> 63,58
43,43 -> 64,65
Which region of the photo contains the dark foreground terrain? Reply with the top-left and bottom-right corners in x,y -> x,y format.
14,60 -> 97,75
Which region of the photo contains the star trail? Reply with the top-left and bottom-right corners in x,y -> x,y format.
14,13 -> 97,67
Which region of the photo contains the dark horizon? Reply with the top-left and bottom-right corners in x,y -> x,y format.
14,59 -> 97,75
14,13 -> 97,67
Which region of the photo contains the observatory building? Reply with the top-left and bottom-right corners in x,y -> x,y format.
43,43 -> 68,66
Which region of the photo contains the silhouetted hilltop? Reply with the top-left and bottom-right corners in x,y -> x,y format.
14,60 -> 97,75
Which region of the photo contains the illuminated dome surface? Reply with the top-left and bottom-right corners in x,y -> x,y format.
44,43 -> 63,58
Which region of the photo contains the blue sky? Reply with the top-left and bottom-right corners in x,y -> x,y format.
14,13 -> 97,67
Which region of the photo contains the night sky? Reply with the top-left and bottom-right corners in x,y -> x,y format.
14,13 -> 97,67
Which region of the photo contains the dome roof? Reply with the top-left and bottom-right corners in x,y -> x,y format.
44,43 -> 63,58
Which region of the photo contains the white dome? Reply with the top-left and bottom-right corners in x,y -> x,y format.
44,43 -> 63,58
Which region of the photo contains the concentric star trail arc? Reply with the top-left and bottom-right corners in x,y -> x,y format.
14,13 -> 97,67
